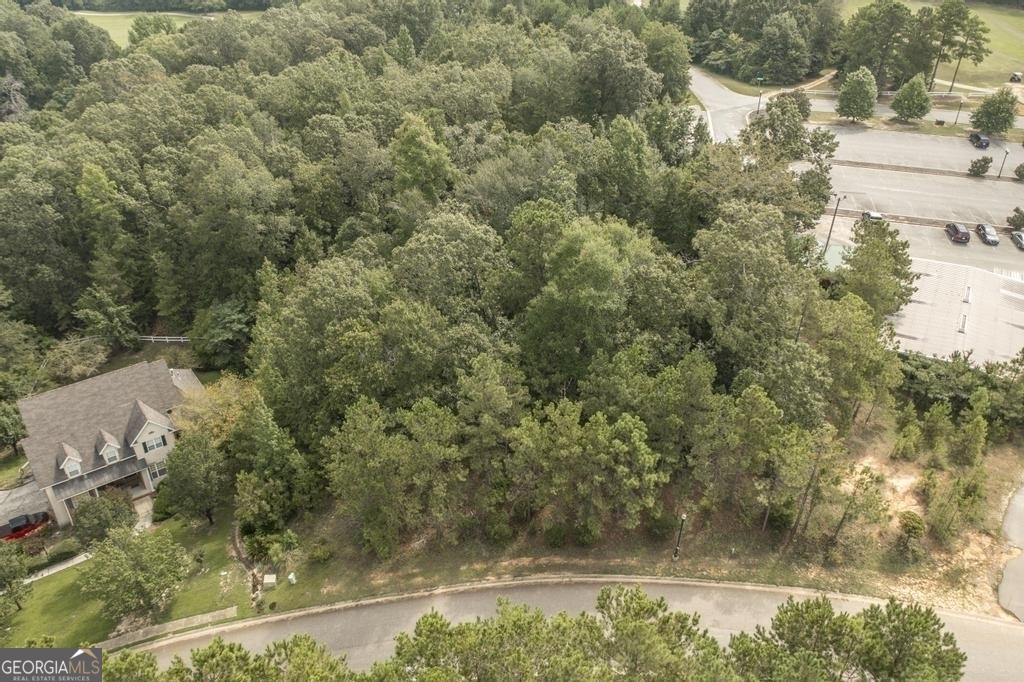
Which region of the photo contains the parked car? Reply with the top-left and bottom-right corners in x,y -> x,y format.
945,222 -> 971,243
1012,231 -> 1024,250
1011,72 -> 1023,83
969,132 -> 990,149
862,210 -> 884,221
0,512 -> 50,541
976,223 -> 1000,245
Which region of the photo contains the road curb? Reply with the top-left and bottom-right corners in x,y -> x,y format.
831,158 -> 1022,183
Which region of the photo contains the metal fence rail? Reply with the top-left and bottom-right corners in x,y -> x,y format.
138,335 -> 190,343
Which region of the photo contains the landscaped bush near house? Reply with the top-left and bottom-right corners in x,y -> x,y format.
25,536 -> 83,572
1015,163 -> 1024,181
151,488 -> 175,522
968,156 -> 993,176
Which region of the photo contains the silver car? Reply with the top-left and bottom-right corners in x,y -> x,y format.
976,223 -> 1000,245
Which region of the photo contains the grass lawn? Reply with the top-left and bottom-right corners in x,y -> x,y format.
5,561 -> 114,647
162,513 -> 252,622
0,447 -> 27,490
841,1 -> 1024,89
74,10 -> 264,48
809,110 -> 1024,143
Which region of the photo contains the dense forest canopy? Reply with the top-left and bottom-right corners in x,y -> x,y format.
0,0 -> 1017,573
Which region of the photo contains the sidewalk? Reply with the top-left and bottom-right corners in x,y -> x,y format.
25,552 -> 91,583
98,606 -> 238,650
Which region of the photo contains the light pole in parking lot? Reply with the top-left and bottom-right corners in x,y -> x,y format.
953,99 -> 964,126
822,193 -> 847,256
998,148 -> 1010,178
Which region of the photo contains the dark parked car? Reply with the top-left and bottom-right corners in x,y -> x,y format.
969,132 -> 990,149
1012,231 -> 1024,250
0,512 -> 50,541
976,223 -> 1000,245
945,222 -> 970,243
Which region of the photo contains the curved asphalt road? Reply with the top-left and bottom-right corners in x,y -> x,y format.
136,576 -> 1023,678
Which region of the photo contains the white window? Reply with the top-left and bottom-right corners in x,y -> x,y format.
103,448 -> 119,465
148,460 -> 167,480
65,461 -> 81,478
141,435 -> 167,453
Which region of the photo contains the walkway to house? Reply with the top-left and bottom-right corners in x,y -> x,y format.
25,551 -> 92,583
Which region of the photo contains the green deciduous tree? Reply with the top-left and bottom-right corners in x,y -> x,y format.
971,87 -> 1018,135
73,489 -> 137,546
324,397 -> 466,558
80,527 -> 190,622
158,432 -> 230,526
0,540 -> 31,616
891,73 -> 931,121
836,66 -> 877,121
640,21 -> 691,101
390,112 -> 455,204
574,23 -> 661,121
128,14 -> 178,48
838,0 -> 913,87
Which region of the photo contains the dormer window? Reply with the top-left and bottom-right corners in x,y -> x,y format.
103,448 -> 119,465
65,461 -> 81,477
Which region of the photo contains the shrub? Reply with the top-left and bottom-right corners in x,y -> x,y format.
891,423 -> 923,461
644,511 -> 678,541
1015,163 -> 1024,181
48,536 -> 82,562
968,156 -> 993,176
152,487 -> 175,522
308,537 -> 333,563
542,521 -> 567,548
894,510 -> 926,563
1009,207 -> 1024,230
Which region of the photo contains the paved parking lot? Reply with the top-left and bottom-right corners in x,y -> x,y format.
818,217 -> 1024,364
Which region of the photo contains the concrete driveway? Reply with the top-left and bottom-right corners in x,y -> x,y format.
0,482 -> 49,523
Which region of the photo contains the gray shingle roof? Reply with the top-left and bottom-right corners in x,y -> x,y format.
18,361 -> 185,490
125,399 -> 173,445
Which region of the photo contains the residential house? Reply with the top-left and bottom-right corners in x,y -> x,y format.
17,360 -> 203,527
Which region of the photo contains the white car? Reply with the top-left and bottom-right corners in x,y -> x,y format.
862,211 -> 884,221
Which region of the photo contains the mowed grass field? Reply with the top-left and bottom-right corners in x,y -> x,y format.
841,0 -> 1023,89
74,10 -> 263,47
